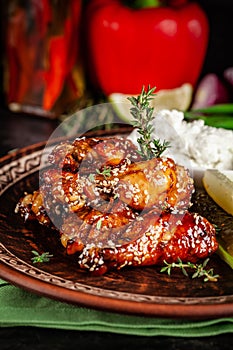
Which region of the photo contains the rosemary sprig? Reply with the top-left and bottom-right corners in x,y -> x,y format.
160,258 -> 219,282
127,85 -> 170,159
31,250 -> 53,264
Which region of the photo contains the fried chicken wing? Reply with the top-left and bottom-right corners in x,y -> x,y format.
114,157 -> 194,211
76,211 -> 218,275
15,135 -> 218,276
48,136 -> 141,173
15,190 -> 51,226
61,199 -> 138,254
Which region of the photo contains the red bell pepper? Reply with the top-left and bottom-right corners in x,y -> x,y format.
85,0 -> 209,95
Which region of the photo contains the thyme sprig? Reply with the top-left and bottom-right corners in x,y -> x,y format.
31,250 -> 53,264
127,85 -> 170,159
96,166 -> 112,179
160,258 -> 219,282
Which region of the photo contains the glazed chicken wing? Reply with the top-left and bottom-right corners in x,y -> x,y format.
114,157 -> 194,211
76,211 -> 218,275
15,135 -> 218,275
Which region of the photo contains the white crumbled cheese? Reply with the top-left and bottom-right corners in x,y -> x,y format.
128,109 -> 233,171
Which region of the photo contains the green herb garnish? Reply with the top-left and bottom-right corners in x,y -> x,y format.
127,85 -> 170,159
96,166 -> 112,179
88,173 -> 95,182
160,257 -> 219,282
96,218 -> 103,230
31,250 -> 53,264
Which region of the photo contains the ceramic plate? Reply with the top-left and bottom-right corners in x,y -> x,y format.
0,131 -> 233,319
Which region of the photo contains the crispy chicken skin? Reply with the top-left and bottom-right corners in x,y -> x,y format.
15,136 -> 218,275
115,157 -> 194,211
76,211 -> 218,275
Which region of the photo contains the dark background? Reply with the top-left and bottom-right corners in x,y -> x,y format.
0,0 -> 233,109
196,0 -> 233,76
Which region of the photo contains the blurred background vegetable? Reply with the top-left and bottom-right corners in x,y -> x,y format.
182,68 -> 233,129
0,0 -> 233,123
84,0 -> 209,96
224,67 -> 233,100
191,73 -> 229,109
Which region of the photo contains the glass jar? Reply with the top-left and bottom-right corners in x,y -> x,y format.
3,0 -> 84,118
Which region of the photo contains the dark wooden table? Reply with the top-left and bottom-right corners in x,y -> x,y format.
1,106 -> 233,349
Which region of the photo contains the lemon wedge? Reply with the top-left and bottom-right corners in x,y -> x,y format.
108,83 -> 193,123
203,169 -> 233,216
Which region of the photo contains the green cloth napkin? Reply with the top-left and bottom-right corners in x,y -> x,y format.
1,279 -> 233,337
